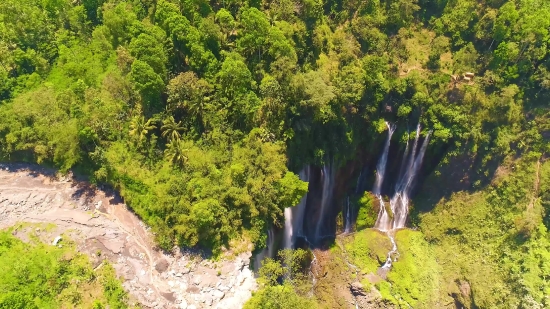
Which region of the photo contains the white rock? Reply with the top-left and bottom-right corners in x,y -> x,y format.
179,299 -> 188,309
193,276 -> 201,285
52,236 -> 62,245
212,290 -> 225,300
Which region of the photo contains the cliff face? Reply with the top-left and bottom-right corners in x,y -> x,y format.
296,129 -> 443,247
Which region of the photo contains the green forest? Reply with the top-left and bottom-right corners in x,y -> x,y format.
1,0 -> 550,307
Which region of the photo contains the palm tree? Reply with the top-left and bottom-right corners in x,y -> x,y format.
161,116 -> 184,142
129,115 -> 156,144
164,139 -> 191,167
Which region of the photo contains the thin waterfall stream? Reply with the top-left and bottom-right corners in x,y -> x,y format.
345,196 -> 351,233
373,122 -> 431,269
284,167 -> 310,249
374,122 -> 396,230
315,162 -> 334,244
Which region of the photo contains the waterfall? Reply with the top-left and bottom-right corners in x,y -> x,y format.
315,162 -> 334,243
283,207 -> 293,249
381,232 -> 398,268
373,122 -> 396,231
373,122 -> 396,195
397,130 -> 410,182
254,227 -> 276,271
390,127 -> 431,229
345,196 -> 352,233
375,123 -> 431,232
283,167 -> 310,249
372,122 -> 431,271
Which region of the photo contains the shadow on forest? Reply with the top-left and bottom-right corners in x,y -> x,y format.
409,149 -> 503,226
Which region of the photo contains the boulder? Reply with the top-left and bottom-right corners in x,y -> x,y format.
349,282 -> 367,296
155,258 -> 170,273
212,289 -> 225,300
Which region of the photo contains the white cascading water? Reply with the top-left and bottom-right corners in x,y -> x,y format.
381,233 -> 398,269
390,128 -> 431,229
283,167 -> 310,249
373,122 -> 431,269
345,196 -> 352,233
315,163 -> 334,243
356,170 -> 363,194
373,122 -> 396,230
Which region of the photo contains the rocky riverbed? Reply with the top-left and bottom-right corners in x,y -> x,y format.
0,163 -> 257,309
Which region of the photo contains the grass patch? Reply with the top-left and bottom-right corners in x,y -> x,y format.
390,229 -> 443,308
417,155 -> 550,308
0,230 -> 132,308
345,229 -> 391,274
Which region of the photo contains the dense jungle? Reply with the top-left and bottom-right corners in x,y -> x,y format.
1,0 -> 550,307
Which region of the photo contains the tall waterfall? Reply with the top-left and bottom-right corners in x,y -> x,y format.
372,122 -> 431,269
373,122 -> 396,230
283,167 -> 310,249
344,196 -> 352,233
315,163 -> 334,243
390,127 -> 430,229
375,123 -> 430,232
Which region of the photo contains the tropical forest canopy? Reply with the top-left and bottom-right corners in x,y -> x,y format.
1,0 -> 550,306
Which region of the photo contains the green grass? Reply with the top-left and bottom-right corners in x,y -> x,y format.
345,229 -> 391,274
390,229 -> 443,308
0,231 -> 132,309
417,155 -> 550,308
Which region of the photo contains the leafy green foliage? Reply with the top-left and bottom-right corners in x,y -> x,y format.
355,192 -> 378,230
0,231 -> 129,308
390,230 -> 442,308
243,284 -> 318,309
247,249 -> 318,309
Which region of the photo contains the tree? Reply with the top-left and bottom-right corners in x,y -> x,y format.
164,139 -> 192,167
216,52 -> 259,128
161,116 -> 185,142
216,8 -> 236,49
237,8 -> 270,60
493,2 -> 519,42
167,72 -> 213,124
129,60 -> 165,111
247,249 -> 317,309
129,115 -> 156,145
128,32 -> 168,77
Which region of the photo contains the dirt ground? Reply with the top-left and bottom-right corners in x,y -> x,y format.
0,163 -> 257,309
